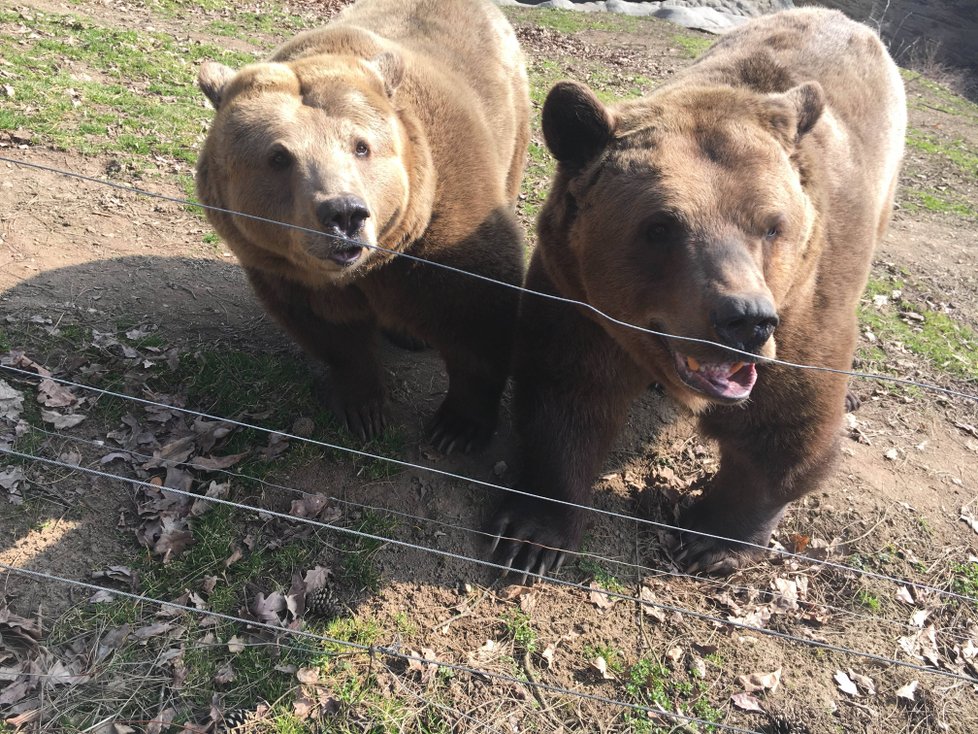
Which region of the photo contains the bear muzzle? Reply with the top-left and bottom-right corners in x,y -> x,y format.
308,193 -> 372,266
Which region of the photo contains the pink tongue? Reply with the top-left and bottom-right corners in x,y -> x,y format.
688,361 -> 757,400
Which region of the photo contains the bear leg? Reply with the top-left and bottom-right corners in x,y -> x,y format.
679,378 -> 844,574
490,262 -> 648,580
246,268 -> 388,441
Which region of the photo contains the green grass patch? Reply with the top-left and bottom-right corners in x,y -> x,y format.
624,657 -> 721,732
673,33 -> 713,59
951,561 -> 978,598
0,8 -> 257,166
906,128 -> 978,180
902,188 -> 977,219
577,556 -> 628,594
501,608 -> 537,654
901,70 -> 978,122
504,6 -> 647,34
338,510 -> 397,593
858,275 -> 978,381
856,589 -> 882,613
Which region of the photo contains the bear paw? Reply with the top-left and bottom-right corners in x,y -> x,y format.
335,395 -> 389,442
673,502 -> 775,575
427,401 -> 495,455
488,500 -> 584,584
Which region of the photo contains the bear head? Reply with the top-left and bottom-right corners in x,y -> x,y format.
539,79 -> 825,411
196,51 -> 433,285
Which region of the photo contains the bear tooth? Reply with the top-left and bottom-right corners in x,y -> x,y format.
686,356 -> 701,371
730,362 -> 745,373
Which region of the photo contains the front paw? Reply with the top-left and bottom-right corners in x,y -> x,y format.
673,498 -> 780,575
488,499 -> 584,583
427,399 -> 496,454
335,395 -> 388,442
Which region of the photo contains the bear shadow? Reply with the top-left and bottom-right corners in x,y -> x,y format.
0,254 -> 679,620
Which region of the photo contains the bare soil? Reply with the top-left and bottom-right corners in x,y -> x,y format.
1,2 -> 977,733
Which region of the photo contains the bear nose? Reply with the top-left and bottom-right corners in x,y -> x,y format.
317,194 -> 370,239
711,295 -> 779,353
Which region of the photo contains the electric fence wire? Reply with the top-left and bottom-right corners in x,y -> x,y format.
18,421 -> 977,646
3,446 -> 977,686
0,563 -> 765,734
3,362 -> 976,609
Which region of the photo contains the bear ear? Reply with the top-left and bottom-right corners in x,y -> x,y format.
542,81 -> 615,168
764,81 -> 825,145
366,51 -> 404,98
199,61 -> 237,110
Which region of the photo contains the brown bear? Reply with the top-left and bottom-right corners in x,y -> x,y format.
196,0 -> 529,451
492,8 -> 906,575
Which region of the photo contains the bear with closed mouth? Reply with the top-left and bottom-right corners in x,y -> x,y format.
493,8 -> 906,575
196,0 -> 529,451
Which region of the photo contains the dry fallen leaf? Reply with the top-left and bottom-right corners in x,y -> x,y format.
302,566 -> 332,593
213,662 -> 236,685
730,692 -> 765,713
0,380 -> 24,421
848,668 -> 877,696
590,656 -> 616,680
738,668 -> 781,694
895,680 -> 919,702
588,581 -> 617,610
227,635 -> 245,654
37,378 -> 80,408
960,506 -> 978,536
41,410 -> 86,429
834,670 -> 860,697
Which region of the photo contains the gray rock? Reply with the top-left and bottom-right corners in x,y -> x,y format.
494,0 -> 794,33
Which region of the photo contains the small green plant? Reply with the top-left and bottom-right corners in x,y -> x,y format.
577,557 -> 628,594
951,561 -> 978,598
856,589 -> 882,613
623,657 -> 721,732
502,608 -> 537,654
584,643 -> 624,674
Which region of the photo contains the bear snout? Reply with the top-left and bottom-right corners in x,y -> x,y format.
316,193 -> 371,240
710,295 -> 779,354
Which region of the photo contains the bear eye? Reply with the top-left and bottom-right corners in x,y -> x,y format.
355,140 -> 370,158
763,215 -> 786,241
644,216 -> 676,241
269,147 -> 293,171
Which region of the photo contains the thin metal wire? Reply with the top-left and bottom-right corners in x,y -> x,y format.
2,156 -> 976,404
4,446 -> 977,685
22,422 -> 972,645
0,562 -> 764,734
3,362 -> 976,607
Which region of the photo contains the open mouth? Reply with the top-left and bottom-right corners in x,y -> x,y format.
326,243 -> 365,266
672,349 -> 757,402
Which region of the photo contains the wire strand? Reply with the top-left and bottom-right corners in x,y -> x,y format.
2,155 -> 976,404
0,562 -> 763,734
3,362 -> 976,607
4,446 -> 977,685
22,422 -> 971,645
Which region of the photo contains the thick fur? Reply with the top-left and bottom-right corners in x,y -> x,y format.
493,8 -> 906,575
196,0 -> 529,449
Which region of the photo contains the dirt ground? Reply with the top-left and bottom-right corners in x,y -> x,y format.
1,1 -> 977,733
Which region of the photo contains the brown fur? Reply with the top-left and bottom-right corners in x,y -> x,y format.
493,8 -> 906,575
196,0 -> 529,449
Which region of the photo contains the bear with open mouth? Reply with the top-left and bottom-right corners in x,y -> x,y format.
195,0 -> 529,451
493,8 -> 906,575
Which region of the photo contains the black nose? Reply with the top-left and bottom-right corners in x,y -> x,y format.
711,296 -> 779,353
317,194 -> 369,239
